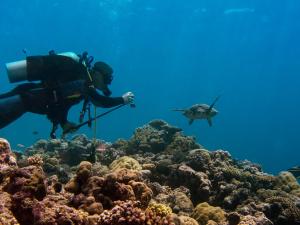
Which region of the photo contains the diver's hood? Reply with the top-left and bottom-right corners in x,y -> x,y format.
92,61 -> 113,97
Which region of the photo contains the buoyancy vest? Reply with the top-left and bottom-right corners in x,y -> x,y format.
6,52 -> 86,83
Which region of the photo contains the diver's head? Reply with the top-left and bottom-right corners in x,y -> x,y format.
91,61 -> 114,96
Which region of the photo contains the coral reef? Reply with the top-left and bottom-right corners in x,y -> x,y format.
1,120 -> 300,225
24,134 -> 99,167
97,141 -> 126,165
119,119 -> 200,154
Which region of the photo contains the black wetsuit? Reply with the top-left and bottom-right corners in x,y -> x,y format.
0,54 -> 124,129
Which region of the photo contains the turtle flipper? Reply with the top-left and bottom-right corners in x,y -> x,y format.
207,118 -> 213,127
208,96 -> 221,112
189,119 -> 194,125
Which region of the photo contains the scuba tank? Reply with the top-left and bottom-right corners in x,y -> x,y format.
5,52 -> 80,83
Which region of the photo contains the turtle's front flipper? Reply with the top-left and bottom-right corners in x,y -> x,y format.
189,119 -> 194,125
208,96 -> 221,112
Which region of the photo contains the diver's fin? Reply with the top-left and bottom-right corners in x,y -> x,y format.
189,119 -> 194,125
208,95 -> 221,112
207,118 -> 213,127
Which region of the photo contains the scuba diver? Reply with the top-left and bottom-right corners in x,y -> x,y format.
0,51 -> 135,138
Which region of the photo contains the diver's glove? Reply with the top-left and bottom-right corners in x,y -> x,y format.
62,121 -> 79,134
122,92 -> 135,105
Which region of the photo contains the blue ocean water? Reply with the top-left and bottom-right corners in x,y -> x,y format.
0,0 -> 299,174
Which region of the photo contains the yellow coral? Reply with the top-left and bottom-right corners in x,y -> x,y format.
191,202 -> 226,225
147,202 -> 172,217
109,156 -> 142,171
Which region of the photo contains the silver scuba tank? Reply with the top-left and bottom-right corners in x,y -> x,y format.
5,52 -> 80,83
5,60 -> 27,83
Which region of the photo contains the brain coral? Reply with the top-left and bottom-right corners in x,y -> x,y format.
191,202 -> 226,225
276,171 -> 300,196
109,156 -> 142,171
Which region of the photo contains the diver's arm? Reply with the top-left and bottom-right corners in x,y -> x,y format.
86,87 -> 124,108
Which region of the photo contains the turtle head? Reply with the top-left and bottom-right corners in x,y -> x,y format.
209,108 -> 218,117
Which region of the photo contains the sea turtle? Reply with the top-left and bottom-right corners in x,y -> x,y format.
173,96 -> 220,126
287,166 -> 300,179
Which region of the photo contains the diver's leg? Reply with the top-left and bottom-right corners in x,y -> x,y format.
0,83 -> 42,99
0,95 -> 26,128
0,90 -> 17,99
